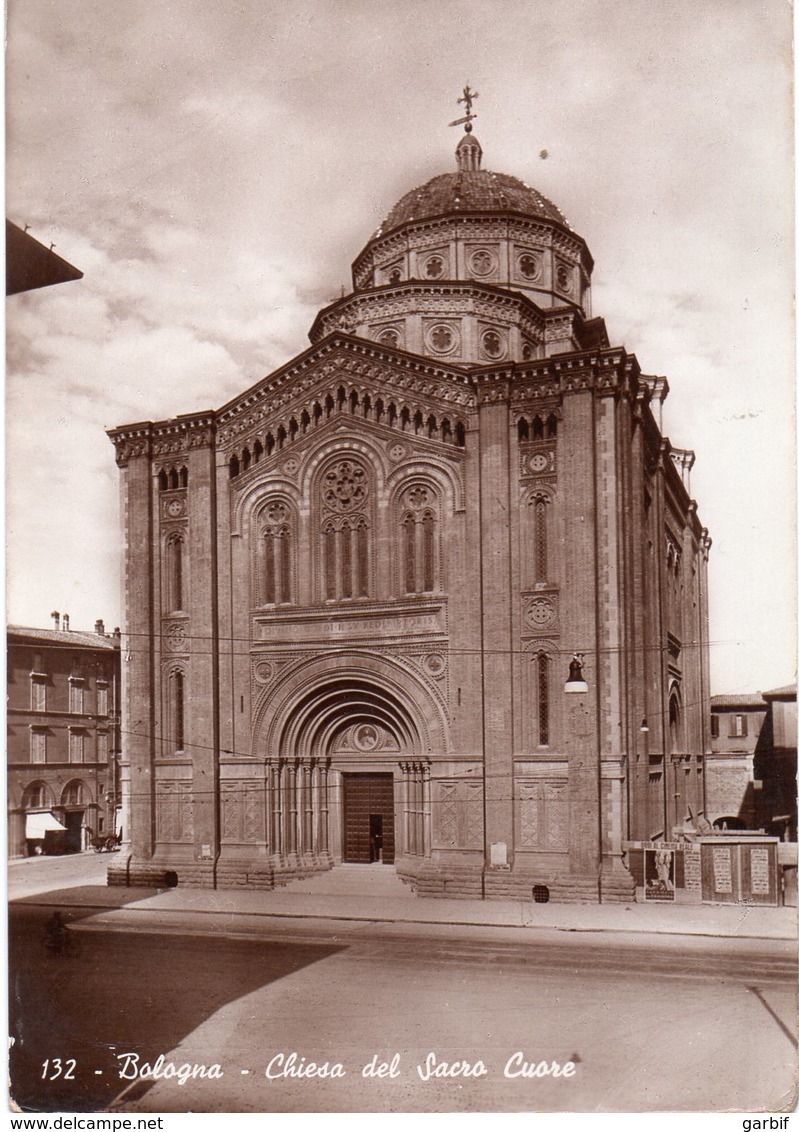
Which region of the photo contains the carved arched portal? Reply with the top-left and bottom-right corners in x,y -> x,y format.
253,657 -> 446,869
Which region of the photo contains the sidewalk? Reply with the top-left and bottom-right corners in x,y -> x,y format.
10,857 -> 797,942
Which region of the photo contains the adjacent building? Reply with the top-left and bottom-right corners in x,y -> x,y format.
108,118 -> 711,901
7,616 -> 121,857
707,685 -> 797,840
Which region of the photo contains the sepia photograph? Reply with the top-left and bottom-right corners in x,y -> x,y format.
5,0 -> 797,1120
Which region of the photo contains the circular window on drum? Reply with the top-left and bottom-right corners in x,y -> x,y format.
378,327 -> 401,348
469,248 -> 496,277
423,254 -> 445,279
518,253 -> 541,281
556,263 -> 573,293
426,323 -> 459,355
481,328 -> 506,360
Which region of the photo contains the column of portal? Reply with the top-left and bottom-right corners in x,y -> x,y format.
413,764 -> 422,855
271,762 -> 282,859
403,763 -> 414,854
422,764 -> 432,857
294,760 -> 303,855
264,761 -> 272,854
305,760 -> 315,859
287,762 -> 298,857
399,762 -> 410,857
319,761 -> 330,857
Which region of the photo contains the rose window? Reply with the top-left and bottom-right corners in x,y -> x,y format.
481,329 -> 504,359
405,486 -> 430,510
323,460 -> 368,512
427,324 -> 457,354
379,328 -> 400,348
556,264 -> 572,292
388,267 -> 402,285
519,253 -> 540,280
424,255 -> 445,279
264,500 -> 289,524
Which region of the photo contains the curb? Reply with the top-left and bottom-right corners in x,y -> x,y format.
13,895 -> 796,943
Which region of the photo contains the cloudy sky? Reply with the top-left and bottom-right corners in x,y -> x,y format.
6,0 -> 795,694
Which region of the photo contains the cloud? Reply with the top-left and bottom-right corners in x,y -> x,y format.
5,0 -> 795,691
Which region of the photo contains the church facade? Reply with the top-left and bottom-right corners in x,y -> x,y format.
108,122 -> 711,902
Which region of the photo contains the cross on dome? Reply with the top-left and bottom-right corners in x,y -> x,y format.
449,84 -> 479,133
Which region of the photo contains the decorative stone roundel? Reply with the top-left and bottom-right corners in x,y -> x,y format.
423,653 -> 446,677
526,600 -> 555,628
481,328 -> 505,360
282,458 -> 299,476
164,497 -> 186,519
556,263 -> 572,293
165,623 -> 187,651
354,723 -> 380,751
388,442 -> 407,462
469,248 -> 496,276
423,254 -> 445,279
254,661 -> 274,684
518,253 -> 540,281
426,323 -> 459,355
323,460 -> 368,512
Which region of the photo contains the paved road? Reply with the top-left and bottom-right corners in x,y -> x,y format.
9,898 -> 797,1114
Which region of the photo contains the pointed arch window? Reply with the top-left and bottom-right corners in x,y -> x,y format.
170,669 -> 185,752
537,653 -> 550,746
398,484 -> 439,595
258,500 -> 294,605
534,495 -> 549,583
165,532 -> 186,612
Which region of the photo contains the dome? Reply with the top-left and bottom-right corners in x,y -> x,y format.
375,169 -> 569,239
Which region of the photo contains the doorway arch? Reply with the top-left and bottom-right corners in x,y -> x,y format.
253,653 -> 446,867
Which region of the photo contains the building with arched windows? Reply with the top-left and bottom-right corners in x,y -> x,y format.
108,123 -> 711,901
7,618 -> 121,856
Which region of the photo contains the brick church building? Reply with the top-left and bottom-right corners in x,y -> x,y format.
109,112 -> 711,901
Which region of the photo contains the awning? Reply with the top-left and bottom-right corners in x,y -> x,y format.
26,811 -> 67,838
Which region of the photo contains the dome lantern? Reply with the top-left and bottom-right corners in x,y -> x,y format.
456,131 -> 482,172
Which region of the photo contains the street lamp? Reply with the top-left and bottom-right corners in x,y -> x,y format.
564,654 -> 588,694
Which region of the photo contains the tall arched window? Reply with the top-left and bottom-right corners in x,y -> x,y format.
172,670 -> 185,751
319,459 -> 372,601
165,533 -> 186,612
537,653 -> 550,746
398,484 -> 439,595
258,500 -> 294,605
62,780 -> 86,807
22,782 -> 51,810
669,691 -> 682,756
533,495 -> 548,583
